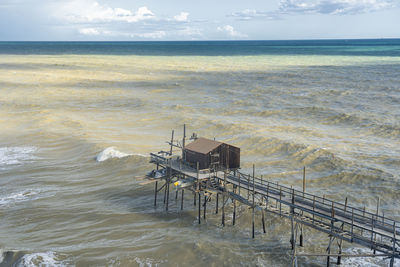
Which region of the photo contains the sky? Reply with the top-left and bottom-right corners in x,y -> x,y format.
0,0 -> 399,41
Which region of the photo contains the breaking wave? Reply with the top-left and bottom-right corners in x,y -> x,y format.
0,189 -> 40,206
95,147 -> 147,162
96,147 -> 132,162
15,251 -> 72,267
0,146 -> 37,169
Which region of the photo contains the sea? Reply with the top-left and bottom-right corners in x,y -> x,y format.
0,40 -> 399,266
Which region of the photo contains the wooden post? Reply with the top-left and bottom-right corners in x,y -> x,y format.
247,174 -> 250,200
362,206 -> 365,235
291,215 -> 294,250
163,180 -> 167,204
302,166 -> 306,197
233,199 -> 236,226
181,189 -> 184,210
327,236 -> 332,267
292,220 -> 298,267
198,192 -> 201,224
222,177 -> 226,227
154,181 -> 158,207
390,222 -> 396,267
279,187 -> 282,216
261,208 -> 266,233
203,195 -> 207,220
327,203 -> 335,267
376,197 -> 380,217
216,193 -> 219,214
312,195 -> 316,223
351,208 -> 354,242
194,185 -> 197,206
222,192 -> 225,226
238,172 -> 241,195
170,130 -> 174,155
182,124 -> 186,159
252,164 -> 255,239
166,179 -> 170,211
337,197 -> 348,264
299,226 -> 303,247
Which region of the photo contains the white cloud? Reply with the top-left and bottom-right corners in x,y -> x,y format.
60,1 -> 155,23
217,25 -> 247,38
133,31 -> 166,39
279,0 -> 395,15
79,28 -> 100,35
231,9 -> 280,20
232,0 -> 397,20
173,12 -> 189,22
52,1 -> 198,40
176,27 -> 203,37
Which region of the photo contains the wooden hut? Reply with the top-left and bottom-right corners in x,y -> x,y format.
183,137 -> 240,170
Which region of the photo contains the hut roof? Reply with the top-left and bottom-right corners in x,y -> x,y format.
184,137 -> 222,154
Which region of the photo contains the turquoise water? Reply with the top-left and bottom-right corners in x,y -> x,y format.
1,39 -> 400,56
0,40 -> 399,266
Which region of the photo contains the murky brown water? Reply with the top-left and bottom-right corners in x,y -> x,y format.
0,52 -> 399,266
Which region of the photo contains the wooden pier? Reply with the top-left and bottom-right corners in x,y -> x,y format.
146,125 -> 399,266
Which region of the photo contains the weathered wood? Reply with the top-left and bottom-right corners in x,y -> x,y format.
252,164 -> 255,239
170,130 -> 174,155
154,181 -> 158,207
198,192 -> 201,224
204,195 -> 207,220
148,130 -> 400,266
262,208 -> 266,233
181,189 -> 184,210
216,193 -> 219,214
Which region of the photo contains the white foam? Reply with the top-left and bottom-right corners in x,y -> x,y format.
0,146 -> 37,168
0,189 -> 40,206
96,147 -> 132,162
341,247 -> 400,267
0,248 -> 3,264
16,251 -> 70,267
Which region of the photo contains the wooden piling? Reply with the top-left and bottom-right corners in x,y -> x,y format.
154,181 -> 158,207
222,192 -> 225,226
262,208 -> 266,234
198,192 -> 201,224
291,215 -> 294,250
216,193 -> 219,214
390,222 -> 396,267
252,164 -> 255,239
181,189 -> 184,210
233,186 -> 236,226
170,130 -> 174,155
166,179 -> 170,211
204,195 -> 207,220
302,166 -> 306,197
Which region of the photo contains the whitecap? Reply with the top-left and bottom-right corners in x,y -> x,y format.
0,146 -> 37,169
0,248 -> 4,264
341,247 -> 399,267
16,251 -> 71,267
0,189 -> 40,206
96,147 -> 132,162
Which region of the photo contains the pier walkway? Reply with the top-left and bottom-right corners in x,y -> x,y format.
148,143 -> 399,266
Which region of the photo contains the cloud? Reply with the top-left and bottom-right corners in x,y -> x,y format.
232,0 -> 397,20
79,28 -> 100,35
231,9 -> 281,20
279,0 -> 396,15
51,1 -> 197,39
217,25 -> 247,38
60,1 -> 155,23
173,12 -> 189,22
